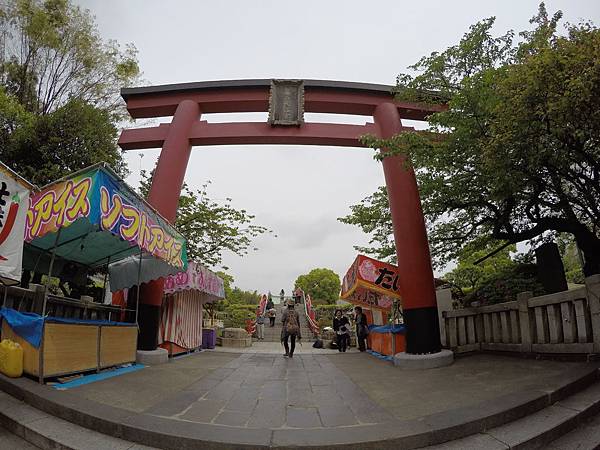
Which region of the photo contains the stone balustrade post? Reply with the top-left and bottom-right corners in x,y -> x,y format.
517,291 -> 533,352
436,288 -> 453,347
585,275 -> 600,352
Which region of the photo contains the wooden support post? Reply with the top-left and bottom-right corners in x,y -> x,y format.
517,291 -> 533,352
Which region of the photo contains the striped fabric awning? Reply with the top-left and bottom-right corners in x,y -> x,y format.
159,290 -> 205,350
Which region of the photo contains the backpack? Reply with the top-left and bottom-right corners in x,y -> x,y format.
286,311 -> 300,335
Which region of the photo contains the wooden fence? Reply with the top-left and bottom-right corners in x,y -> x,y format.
441,275 -> 600,355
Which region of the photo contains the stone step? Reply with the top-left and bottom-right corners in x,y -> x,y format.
0,391 -> 156,450
424,380 -> 600,449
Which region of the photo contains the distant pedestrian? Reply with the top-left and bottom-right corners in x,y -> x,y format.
293,287 -> 303,304
268,307 -> 276,327
333,309 -> 350,352
256,307 -> 265,340
354,306 -> 369,352
281,300 -> 301,358
266,296 -> 274,312
279,289 -> 285,304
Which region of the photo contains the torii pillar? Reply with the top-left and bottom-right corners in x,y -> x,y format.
375,102 -> 441,354
137,100 -> 200,350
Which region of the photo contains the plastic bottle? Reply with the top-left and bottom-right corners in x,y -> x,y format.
0,339 -> 24,378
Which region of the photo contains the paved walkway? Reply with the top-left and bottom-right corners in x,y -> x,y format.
69,350 -> 590,427
1,349 -> 598,448
211,340 -> 357,354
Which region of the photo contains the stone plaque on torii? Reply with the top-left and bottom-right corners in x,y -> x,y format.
268,79 -> 304,126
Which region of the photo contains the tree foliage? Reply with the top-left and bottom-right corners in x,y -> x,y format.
444,240 -> 516,291
1,92 -> 125,185
341,3 -> 600,276
0,0 -> 138,185
0,0 -> 139,115
295,268 -> 341,304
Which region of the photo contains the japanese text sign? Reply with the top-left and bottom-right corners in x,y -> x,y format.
25,166 -> 187,268
340,255 -> 401,311
0,162 -> 32,282
164,261 -> 225,299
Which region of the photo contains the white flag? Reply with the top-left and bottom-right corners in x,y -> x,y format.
0,162 -> 32,283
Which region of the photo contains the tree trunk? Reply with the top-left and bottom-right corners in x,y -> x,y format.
575,233 -> 600,276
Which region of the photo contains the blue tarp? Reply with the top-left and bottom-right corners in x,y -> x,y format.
0,307 -> 135,349
366,349 -> 394,361
0,308 -> 44,348
369,324 -> 405,334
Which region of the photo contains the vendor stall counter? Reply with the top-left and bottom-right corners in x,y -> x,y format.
0,308 -> 136,381
368,324 -> 406,356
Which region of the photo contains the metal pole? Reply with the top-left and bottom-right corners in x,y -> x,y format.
42,228 -> 62,317
135,250 -> 143,325
2,284 -> 7,308
101,256 -> 110,305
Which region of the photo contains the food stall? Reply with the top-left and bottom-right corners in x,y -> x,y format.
159,261 -> 224,355
1,163 -> 187,382
340,255 -> 405,356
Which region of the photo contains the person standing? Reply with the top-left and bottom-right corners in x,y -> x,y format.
256,307 -> 265,340
354,306 -> 369,352
333,309 -> 350,352
279,289 -> 285,305
281,300 -> 301,357
266,296 -> 274,312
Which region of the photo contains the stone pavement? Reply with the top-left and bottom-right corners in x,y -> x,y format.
0,425 -> 39,449
210,340 -> 356,354
1,349 -> 598,449
69,350 -> 590,426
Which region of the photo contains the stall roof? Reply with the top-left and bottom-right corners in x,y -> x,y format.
164,261 -> 225,302
25,163 -> 187,269
108,254 -> 181,292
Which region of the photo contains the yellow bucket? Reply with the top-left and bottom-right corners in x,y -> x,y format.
0,339 -> 24,378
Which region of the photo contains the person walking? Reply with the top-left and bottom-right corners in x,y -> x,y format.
256,307 -> 265,340
268,306 -> 276,327
266,296 -> 274,312
281,300 -> 301,357
333,309 -> 350,352
279,289 -> 285,304
354,306 -> 369,352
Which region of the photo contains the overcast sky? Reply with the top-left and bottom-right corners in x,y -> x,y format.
78,0 -> 599,294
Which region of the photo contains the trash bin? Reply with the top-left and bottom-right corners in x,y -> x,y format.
202,328 -> 216,349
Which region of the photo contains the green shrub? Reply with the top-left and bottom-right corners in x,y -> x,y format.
464,263 -> 545,306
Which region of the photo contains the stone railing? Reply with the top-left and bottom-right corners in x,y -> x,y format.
441,275 -> 600,355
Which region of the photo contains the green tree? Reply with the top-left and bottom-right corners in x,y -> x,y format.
295,268 -> 341,304
445,240 -> 516,292
140,173 -> 272,270
0,0 -> 139,115
341,4 -> 600,276
557,234 -> 585,284
0,0 -> 139,185
3,96 -> 125,185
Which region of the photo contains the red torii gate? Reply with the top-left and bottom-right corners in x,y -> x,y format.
119,79 -> 445,355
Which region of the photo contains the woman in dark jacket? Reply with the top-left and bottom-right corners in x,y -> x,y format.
333,309 -> 350,352
354,306 -> 369,352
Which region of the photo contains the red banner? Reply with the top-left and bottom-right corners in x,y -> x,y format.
340,255 -> 401,311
